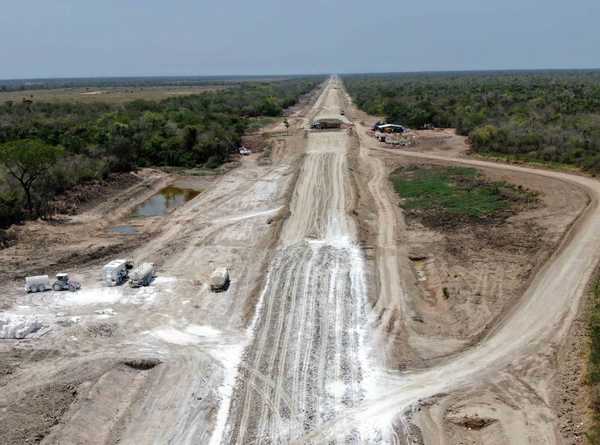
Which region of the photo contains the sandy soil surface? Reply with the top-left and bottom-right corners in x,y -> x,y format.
0,79 -> 324,444
1,75 -> 597,445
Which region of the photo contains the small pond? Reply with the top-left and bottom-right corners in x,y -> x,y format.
132,186 -> 200,218
111,225 -> 138,235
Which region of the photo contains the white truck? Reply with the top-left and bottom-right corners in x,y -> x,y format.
25,275 -> 51,293
129,263 -> 155,288
103,259 -> 132,286
210,267 -> 230,292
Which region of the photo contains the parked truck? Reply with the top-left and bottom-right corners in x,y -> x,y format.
25,275 -> 51,293
210,267 -> 230,292
129,262 -> 155,288
103,259 -> 132,286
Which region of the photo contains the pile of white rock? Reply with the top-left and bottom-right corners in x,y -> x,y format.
0,314 -> 42,339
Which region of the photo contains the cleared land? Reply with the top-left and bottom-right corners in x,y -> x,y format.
0,76 -> 597,445
0,85 -> 228,104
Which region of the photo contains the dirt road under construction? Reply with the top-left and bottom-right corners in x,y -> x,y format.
1,77 -> 599,444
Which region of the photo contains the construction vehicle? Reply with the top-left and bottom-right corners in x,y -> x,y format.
210,267 -> 230,292
129,263 -> 155,288
25,275 -> 51,293
52,273 -> 81,292
103,259 -> 133,286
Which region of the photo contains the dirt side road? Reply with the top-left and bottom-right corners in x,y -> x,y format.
295,86 -> 600,444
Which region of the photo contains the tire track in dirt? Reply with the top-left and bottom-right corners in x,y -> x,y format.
216,78 -> 375,444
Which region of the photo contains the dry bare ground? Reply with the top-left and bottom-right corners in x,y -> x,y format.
0,81 -> 325,444
0,76 -> 597,445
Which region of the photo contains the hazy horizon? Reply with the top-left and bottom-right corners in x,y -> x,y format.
2,0 -> 599,79
4,68 -> 600,83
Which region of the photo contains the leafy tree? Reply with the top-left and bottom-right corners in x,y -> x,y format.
0,139 -> 64,214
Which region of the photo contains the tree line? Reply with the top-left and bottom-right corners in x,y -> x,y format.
0,77 -> 323,229
343,71 -> 600,172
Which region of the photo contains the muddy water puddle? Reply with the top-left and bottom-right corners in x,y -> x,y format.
132,186 -> 200,217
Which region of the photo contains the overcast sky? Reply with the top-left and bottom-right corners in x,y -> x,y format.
1,0 -> 599,79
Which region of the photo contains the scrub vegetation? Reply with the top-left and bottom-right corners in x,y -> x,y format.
0,77 -> 323,230
344,71 -> 600,173
390,165 -> 537,227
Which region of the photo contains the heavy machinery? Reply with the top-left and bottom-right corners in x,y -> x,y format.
129,262 -> 155,288
25,273 -> 81,293
210,267 -> 230,292
52,273 -> 81,292
103,259 -> 133,286
25,275 -> 51,293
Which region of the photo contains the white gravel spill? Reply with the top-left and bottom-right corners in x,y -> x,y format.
58,287 -> 123,306
53,277 -> 177,306
149,324 -> 223,345
150,327 -> 201,346
185,324 -> 221,337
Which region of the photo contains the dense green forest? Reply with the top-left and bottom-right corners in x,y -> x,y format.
0,77 -> 322,229
343,71 -> 600,172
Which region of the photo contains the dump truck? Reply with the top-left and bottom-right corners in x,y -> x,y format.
25,275 -> 51,293
129,262 -> 155,288
103,259 -> 132,286
210,267 -> 230,292
52,273 -> 81,292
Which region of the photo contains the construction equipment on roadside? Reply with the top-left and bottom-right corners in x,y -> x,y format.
25,275 -> 51,293
103,259 -> 133,286
239,146 -> 252,156
129,262 -> 156,288
210,267 -> 230,292
375,123 -> 406,134
52,273 -> 81,292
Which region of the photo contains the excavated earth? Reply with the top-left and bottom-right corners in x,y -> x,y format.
0,77 -> 597,445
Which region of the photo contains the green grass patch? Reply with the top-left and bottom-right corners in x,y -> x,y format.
390,165 -> 536,227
